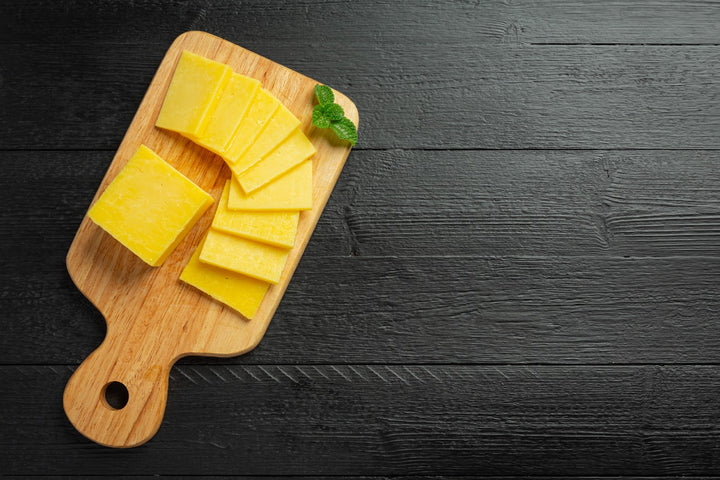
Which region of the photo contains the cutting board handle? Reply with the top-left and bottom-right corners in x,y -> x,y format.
63,325 -> 170,448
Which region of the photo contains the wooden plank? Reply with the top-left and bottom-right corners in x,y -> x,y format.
3,475 -> 704,480
4,149 -> 720,259
11,478 -> 631,480
2,0 -> 719,45
3,477 -> 712,480
2,41 -> 720,149
329,149 -> 720,257
3,364 -> 720,475
5,255 -> 720,365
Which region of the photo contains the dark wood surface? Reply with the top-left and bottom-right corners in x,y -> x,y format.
2,0 -> 720,476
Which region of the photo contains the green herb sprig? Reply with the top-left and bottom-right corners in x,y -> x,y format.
312,85 -> 357,146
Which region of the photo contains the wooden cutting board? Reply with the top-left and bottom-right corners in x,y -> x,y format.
63,31 -> 358,448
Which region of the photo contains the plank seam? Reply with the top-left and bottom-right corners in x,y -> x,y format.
6,147 -> 720,152
8,363 -> 720,367
530,42 -> 720,46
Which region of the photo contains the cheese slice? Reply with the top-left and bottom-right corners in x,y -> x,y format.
224,89 -> 279,164
229,104 -> 301,175
200,228 -> 290,284
212,181 -> 299,248
228,161 -> 312,211
156,50 -> 231,137
194,73 -> 260,155
180,234 -> 270,319
236,129 -> 316,193
88,145 -> 213,267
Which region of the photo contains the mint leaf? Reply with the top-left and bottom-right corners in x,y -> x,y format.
312,104 -> 344,129
314,84 -> 334,105
323,103 -> 345,121
312,104 -> 331,129
312,84 -> 358,146
329,118 -> 358,146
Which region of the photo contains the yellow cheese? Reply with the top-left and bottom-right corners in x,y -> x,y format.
228,161 -> 313,211
199,228 -> 290,284
88,145 -> 213,266
236,129 -> 316,193
180,234 -> 270,319
223,88 -> 279,164
194,73 -> 260,154
156,50 -> 231,137
229,104 -> 301,175
212,181 -> 299,248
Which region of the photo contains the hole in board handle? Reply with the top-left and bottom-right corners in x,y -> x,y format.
103,381 -> 129,410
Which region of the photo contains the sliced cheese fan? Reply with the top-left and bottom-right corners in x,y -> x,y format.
153,49 -> 317,318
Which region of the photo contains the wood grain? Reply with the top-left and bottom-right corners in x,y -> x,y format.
62,31 -> 357,448
320,149 -> 720,257
6,365 -> 720,475
3,0 -> 719,45
1,46 -> 719,150
8,478 -> 616,480
4,149 -> 720,260
7,255 -> 720,365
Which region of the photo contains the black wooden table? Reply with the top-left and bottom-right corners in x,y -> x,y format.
3,1 -> 720,476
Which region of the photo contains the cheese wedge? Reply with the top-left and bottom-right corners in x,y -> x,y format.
180,234 -> 270,319
228,161 -> 313,211
224,89 -> 279,164
200,228 -> 290,284
194,73 -> 260,155
212,181 -> 299,248
88,145 -> 213,267
235,129 -> 316,193
229,104 -> 301,175
156,50 -> 231,137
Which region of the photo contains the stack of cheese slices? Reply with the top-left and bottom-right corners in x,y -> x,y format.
156,50 -> 317,319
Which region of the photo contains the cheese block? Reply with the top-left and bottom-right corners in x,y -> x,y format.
228,161 -> 312,211
194,73 -> 260,155
223,88 -> 279,164
199,228 -> 290,284
180,234 -> 270,319
235,128 -> 316,193
229,104 -> 301,175
88,145 -> 214,267
155,50 -> 231,137
212,181 -> 299,248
